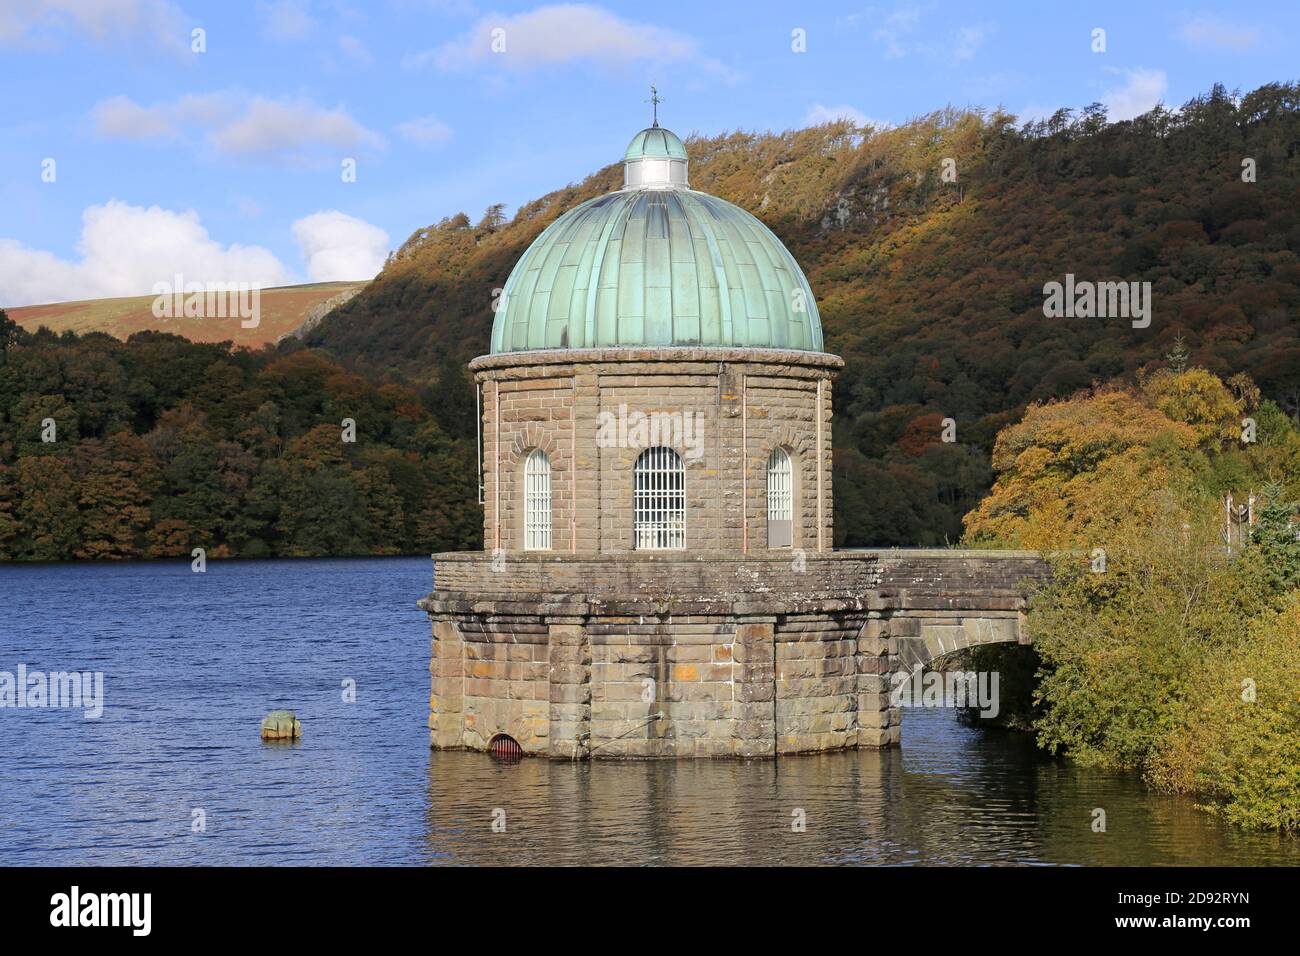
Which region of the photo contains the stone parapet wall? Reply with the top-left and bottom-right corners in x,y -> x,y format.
430,551 -> 881,607
871,549 -> 1049,605
430,548 -> 1046,606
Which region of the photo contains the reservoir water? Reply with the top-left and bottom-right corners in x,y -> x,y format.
1,557 -> 1295,866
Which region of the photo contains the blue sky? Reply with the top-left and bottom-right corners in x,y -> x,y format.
1,0 -> 1296,306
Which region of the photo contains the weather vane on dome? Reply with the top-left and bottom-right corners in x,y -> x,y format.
646,85 -> 662,127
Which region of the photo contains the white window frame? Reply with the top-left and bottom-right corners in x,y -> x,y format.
633,446 -> 685,550
523,448 -> 551,550
767,446 -> 793,548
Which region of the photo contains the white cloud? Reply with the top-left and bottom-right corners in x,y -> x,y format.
396,113 -> 453,145
1176,15 -> 1259,52
0,0 -> 189,52
871,4 -> 920,59
91,92 -> 385,163
338,33 -> 372,65
0,201 -> 289,307
1017,104 -> 1057,125
91,94 -> 178,139
1009,70 -> 1166,128
91,92 -> 231,140
805,104 -> 889,129
408,3 -> 700,72
1101,67 -> 1168,121
211,96 -> 384,160
257,0 -> 315,41
292,211 -> 389,282
0,201 -> 392,306
951,23 -> 992,64
867,6 -> 990,65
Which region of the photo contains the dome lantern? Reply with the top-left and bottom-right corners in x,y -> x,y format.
622,125 -> 688,188
622,84 -> 688,189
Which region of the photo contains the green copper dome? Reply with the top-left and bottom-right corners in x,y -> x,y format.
624,125 -> 688,161
490,125 -> 823,354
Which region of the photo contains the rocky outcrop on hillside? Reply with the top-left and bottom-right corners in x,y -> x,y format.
277,285 -> 362,344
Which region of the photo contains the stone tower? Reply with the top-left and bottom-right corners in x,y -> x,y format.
419,119 -> 1043,759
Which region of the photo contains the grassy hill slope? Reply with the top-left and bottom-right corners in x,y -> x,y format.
7,281 -> 366,348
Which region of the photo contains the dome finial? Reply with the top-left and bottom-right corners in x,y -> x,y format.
646,84 -> 662,128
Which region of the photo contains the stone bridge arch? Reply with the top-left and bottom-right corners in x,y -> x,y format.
864,548 -> 1046,670
852,550 -> 1048,742
887,611 -> 1028,670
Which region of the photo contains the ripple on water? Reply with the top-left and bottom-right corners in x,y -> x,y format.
1,557 -> 1297,865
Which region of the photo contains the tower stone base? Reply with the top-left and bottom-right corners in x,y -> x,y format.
419,549 -> 1047,759
419,552 -> 909,759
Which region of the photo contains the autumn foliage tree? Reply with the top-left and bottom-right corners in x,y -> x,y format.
963,364 -> 1300,829
0,317 -> 480,561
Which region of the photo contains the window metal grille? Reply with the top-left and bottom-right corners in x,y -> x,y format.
767,447 -> 793,548
524,448 -> 551,550
633,446 -> 685,550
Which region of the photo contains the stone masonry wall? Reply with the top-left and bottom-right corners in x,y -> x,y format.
420,550 -> 1048,759
484,377 -> 576,553
474,347 -> 839,555
431,551 -> 882,605
424,603 -> 887,759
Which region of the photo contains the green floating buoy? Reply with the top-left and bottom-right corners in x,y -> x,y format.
260,710 -> 302,741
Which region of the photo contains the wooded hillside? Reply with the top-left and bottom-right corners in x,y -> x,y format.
0,317 -> 479,560
307,82 -> 1300,546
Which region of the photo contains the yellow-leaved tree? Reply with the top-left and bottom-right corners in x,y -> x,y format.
962,384 -> 1204,550
963,366 -> 1300,830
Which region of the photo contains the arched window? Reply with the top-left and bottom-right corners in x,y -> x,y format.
524,449 -> 551,550
767,447 -> 793,548
633,447 -> 684,550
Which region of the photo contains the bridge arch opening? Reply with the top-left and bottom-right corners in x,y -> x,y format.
894,642 -> 1040,738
